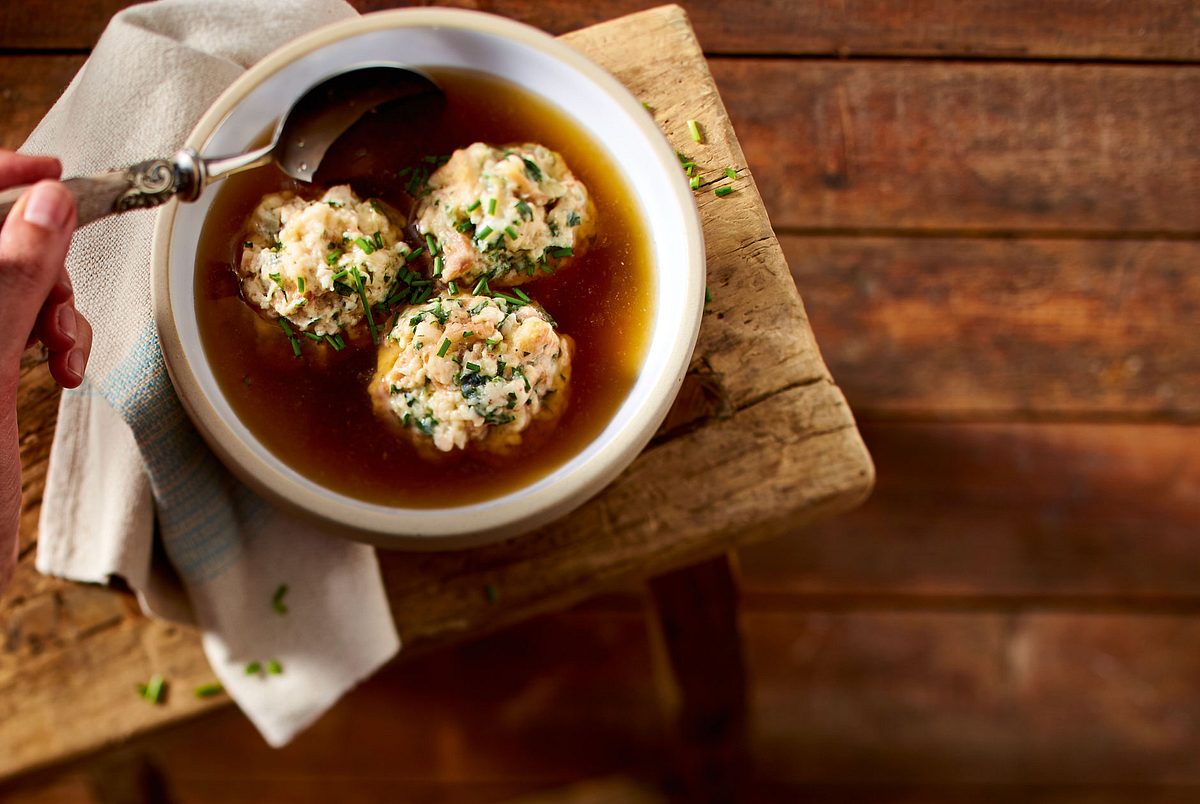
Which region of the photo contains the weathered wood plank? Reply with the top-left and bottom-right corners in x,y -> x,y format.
740,421 -> 1200,601
4,0 -> 1199,61
0,57 -> 84,151
747,611 -> 1200,784
783,236 -> 1200,419
714,59 -> 1200,234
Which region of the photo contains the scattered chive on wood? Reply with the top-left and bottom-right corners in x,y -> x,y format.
194,682 -> 223,699
272,584 -> 289,615
705,288 -> 713,304
689,176 -> 700,190
687,119 -> 703,143
140,674 -> 167,704
714,185 -> 734,197
724,167 -> 737,179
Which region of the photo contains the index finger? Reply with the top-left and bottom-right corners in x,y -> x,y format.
0,151 -> 62,188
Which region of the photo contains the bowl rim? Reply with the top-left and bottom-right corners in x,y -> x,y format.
151,7 -> 706,548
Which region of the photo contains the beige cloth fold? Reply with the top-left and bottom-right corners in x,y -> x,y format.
25,0 -> 401,747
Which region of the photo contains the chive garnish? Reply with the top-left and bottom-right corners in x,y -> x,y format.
326,250 -> 343,266
466,199 -> 482,212
437,338 -> 452,357
296,276 -> 305,294
476,226 -> 493,241
714,185 -> 734,197
194,682 -> 223,699
303,331 -> 322,342
448,280 -> 458,295
425,233 -> 438,255
463,330 -> 474,338
142,674 -> 167,704
354,236 -> 375,255
405,246 -> 424,263
705,288 -> 713,303
504,226 -> 518,240
689,176 -> 700,190
687,119 -> 703,143
373,231 -> 383,249
354,269 -> 379,344
245,661 -> 262,675
324,334 -> 341,351
724,167 -> 737,179
487,198 -> 497,215
272,584 -> 289,615
465,361 -> 481,372
549,246 -> 574,258
433,256 -> 444,277
267,659 -> 283,675
243,240 -> 253,248
513,287 -> 531,303
494,292 -> 526,306
331,269 -> 348,280
486,334 -> 502,346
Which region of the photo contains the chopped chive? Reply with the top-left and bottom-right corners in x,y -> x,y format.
331,269 -> 349,281
687,119 -> 703,143
243,240 -> 253,248
267,659 -> 283,675
437,338 -> 452,357
472,277 -> 490,295
689,176 -> 700,190
354,236 -> 375,255
466,199 -> 482,212
724,167 -> 737,179
279,318 -> 293,336
494,292 -> 526,306
476,226 -> 493,241
487,198 -> 497,215
142,674 -> 166,704
448,280 -> 458,295
354,272 -> 379,344
513,287 -> 531,303
289,337 -> 301,357
504,226 -> 518,240
373,231 -> 383,249
549,246 -> 574,258
194,682 -> 223,699
296,276 -> 305,294
272,584 -> 289,615
465,361 -> 481,372
463,330 -> 474,338
303,331 -> 322,342
425,233 -> 438,255
456,221 -> 473,233
486,334 -> 502,346
705,288 -> 713,303
405,246 -> 424,263
245,661 -> 262,675
714,185 -> 734,197
433,256 -> 444,277
269,272 -> 283,287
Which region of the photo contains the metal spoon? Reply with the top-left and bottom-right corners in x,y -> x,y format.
0,63 -> 442,228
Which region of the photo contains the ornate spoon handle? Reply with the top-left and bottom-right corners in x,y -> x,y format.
0,149 -> 204,228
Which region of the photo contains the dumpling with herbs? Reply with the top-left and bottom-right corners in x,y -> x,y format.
239,185 -> 413,338
412,143 -> 595,289
371,293 -> 573,454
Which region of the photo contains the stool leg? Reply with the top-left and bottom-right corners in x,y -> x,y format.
647,553 -> 749,803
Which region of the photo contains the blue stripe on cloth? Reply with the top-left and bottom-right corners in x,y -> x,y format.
92,320 -> 263,583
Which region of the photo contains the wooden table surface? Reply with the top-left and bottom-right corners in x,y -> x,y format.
3,1 -> 1200,799
0,2 -> 874,782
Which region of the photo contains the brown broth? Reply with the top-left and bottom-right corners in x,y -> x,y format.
195,68 -> 652,507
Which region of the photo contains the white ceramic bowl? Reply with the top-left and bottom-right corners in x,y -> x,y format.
152,9 -> 705,549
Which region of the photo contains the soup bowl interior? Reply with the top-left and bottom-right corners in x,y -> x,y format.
152,9 -> 705,548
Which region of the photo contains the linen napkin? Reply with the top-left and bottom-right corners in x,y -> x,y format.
25,0 -> 401,747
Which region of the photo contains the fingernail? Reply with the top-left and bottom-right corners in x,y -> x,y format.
57,305 -> 77,343
23,182 -> 71,230
67,348 -> 85,379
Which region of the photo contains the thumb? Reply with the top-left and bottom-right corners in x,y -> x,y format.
0,181 -> 76,369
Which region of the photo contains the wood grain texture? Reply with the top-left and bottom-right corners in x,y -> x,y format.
4,0 -> 1199,60
714,59 -> 1200,234
0,57 -> 84,151
740,421 -> 1200,601
0,5 -> 871,781
784,236 -> 1200,419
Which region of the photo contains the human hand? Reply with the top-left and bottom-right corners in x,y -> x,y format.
0,150 -> 91,595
